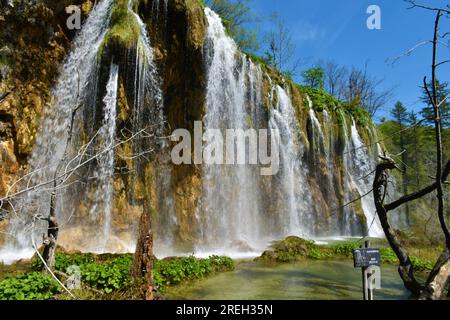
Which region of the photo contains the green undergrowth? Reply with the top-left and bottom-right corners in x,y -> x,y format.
0,252 -> 234,300
257,236 -> 435,272
0,272 -> 61,300
297,86 -> 372,127
153,255 -> 234,291
299,86 -> 340,113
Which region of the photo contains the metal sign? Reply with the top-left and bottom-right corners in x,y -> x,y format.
353,248 -> 381,268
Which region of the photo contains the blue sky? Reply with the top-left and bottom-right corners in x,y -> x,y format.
244,0 -> 450,121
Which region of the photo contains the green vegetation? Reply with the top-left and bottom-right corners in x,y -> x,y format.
420,79 -> 450,128
378,84 -> 450,240
343,101 -> 372,127
98,0 -> 141,58
301,67 -> 325,89
299,86 -> 339,112
204,0 -> 259,52
257,237 -> 435,273
0,252 -> 234,300
154,255 -> 234,291
296,85 -> 372,128
0,272 -> 61,300
31,253 -> 133,294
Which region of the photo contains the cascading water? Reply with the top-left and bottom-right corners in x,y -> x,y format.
269,86 -> 314,237
197,8 -> 262,254
322,109 -> 339,233
307,96 -> 326,154
0,0 -> 168,262
0,3 -> 389,264
342,115 -> 383,237
0,0 -> 115,263
88,63 -> 119,252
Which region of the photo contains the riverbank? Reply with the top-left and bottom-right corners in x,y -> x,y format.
0,237 -> 442,300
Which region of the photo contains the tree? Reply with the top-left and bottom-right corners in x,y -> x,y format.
264,12 -> 299,76
319,60 -> 348,99
373,6 -> 450,300
343,65 -> 393,116
205,0 -> 260,52
407,111 -> 423,188
420,79 -> 450,128
302,67 -> 325,89
390,101 -> 410,225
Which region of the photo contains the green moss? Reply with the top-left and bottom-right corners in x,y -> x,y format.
98,0 -> 141,59
257,236 -> 316,263
341,102 -> 372,127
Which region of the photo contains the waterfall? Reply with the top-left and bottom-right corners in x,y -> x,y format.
88,63 -> 119,253
322,109 -> 339,233
0,4 -> 389,264
342,115 -> 383,237
270,86 -> 313,237
149,0 -> 169,28
0,0 -> 168,262
307,96 -> 325,151
197,8 -> 262,253
0,0 -> 114,263
130,10 -> 177,251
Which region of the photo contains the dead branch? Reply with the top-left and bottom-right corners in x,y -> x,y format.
373,159 -> 424,294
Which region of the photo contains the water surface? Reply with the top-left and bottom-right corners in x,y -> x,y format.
166,260 -> 410,300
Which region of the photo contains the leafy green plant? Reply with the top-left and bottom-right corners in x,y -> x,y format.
410,256 -> 434,272
32,252 -> 95,272
79,255 -> 133,293
153,256 -> 234,291
331,243 -> 360,257
379,247 -> 398,264
307,247 -> 325,260
0,272 -> 61,300
32,253 -> 132,294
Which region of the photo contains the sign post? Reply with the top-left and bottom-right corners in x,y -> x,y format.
353,241 -> 381,300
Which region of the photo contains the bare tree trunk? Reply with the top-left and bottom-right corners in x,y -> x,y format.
426,10 -> 450,250
420,249 -> 450,300
131,203 -> 155,300
373,160 -> 423,295
42,187 -> 59,270
416,9 -> 450,300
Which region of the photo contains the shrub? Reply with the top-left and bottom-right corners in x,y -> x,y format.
153,256 -> 234,291
331,242 -> 360,257
80,255 -> 133,293
0,272 -> 61,300
32,253 -> 133,294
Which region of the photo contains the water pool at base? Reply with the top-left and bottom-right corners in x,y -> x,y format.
165,260 -> 411,300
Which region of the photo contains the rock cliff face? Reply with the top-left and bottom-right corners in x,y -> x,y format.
0,0 -> 382,258
0,0 -> 95,246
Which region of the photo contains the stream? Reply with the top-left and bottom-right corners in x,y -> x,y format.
165,259 -> 410,300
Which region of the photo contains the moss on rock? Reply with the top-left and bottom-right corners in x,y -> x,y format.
257,236 -> 315,263
98,0 -> 141,60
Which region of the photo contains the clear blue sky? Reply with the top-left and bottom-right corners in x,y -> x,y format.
244,0 -> 450,121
